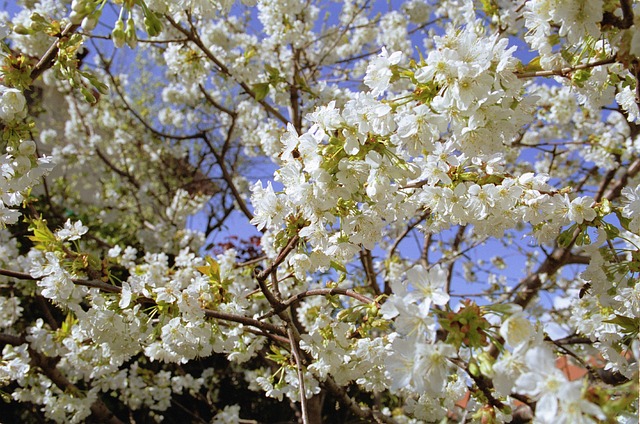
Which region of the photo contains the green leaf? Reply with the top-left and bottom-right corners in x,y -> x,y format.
28,218 -> 57,247
80,86 -> 97,104
330,260 -> 346,273
558,224 -> 578,247
196,256 -> 221,282
603,314 -> 639,334
601,221 -> 619,239
264,64 -> 280,80
615,211 -> 633,232
522,56 -> 542,72
244,46 -> 256,60
252,82 -> 270,101
571,69 -> 591,87
484,303 -> 522,315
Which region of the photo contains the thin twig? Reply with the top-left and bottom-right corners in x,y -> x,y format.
322,376 -> 398,424
200,132 -> 256,223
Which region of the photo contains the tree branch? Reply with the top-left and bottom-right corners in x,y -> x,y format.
515,57 -> 616,79
322,376 -> 398,424
0,267 -> 286,336
360,248 -> 381,296
31,23 -> 80,81
286,315 -> 309,424
200,132 -> 255,223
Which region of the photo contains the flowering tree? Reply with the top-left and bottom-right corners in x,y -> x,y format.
0,0 -> 639,422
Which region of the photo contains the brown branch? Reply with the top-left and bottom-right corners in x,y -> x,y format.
297,288 -> 374,305
197,84 -> 236,117
236,255 -> 268,268
602,0 -> 634,29
0,268 -> 37,281
286,316 -> 309,424
203,308 -> 285,336
468,370 -> 505,409
289,47 -> 303,133
95,49 -> 204,141
420,232 -> 432,270
551,334 -> 593,345
0,267 -> 286,336
200,133 -> 255,223
360,248 -> 381,296
256,235 -> 300,283
595,166 -> 620,203
31,23 -> 80,81
388,211 -> 430,258
0,332 -> 25,346
322,376 -> 397,424
450,357 -> 534,414
515,57 -> 616,79
603,157 -> 640,201
445,225 -> 466,295
244,327 -> 290,345
95,147 -> 140,189
36,295 -> 59,330
307,0 -> 374,76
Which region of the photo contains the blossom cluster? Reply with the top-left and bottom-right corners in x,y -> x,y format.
0,0 -> 638,423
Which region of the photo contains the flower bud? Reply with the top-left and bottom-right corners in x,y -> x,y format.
143,12 -> 162,37
81,9 -> 102,32
18,139 -> 37,156
70,10 -> 85,25
112,19 -> 125,48
71,0 -> 86,13
125,17 -> 137,49
0,86 -> 27,122
13,155 -> 31,175
12,24 -> 29,35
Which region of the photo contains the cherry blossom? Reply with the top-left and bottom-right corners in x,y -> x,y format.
0,1 -> 638,423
